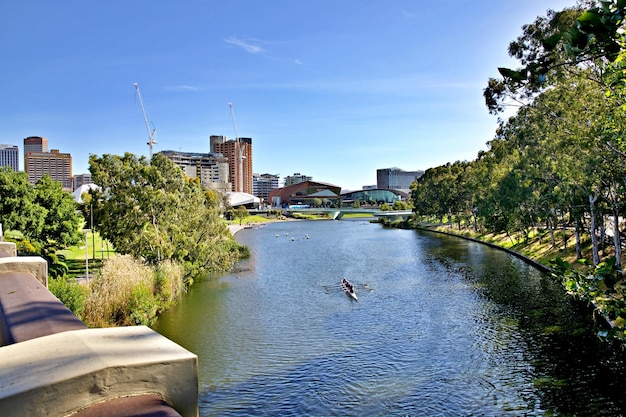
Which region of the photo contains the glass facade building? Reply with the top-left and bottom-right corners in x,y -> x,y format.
0,144 -> 19,171
376,168 -> 423,190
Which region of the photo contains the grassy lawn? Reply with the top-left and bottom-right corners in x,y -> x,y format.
341,213 -> 377,219
425,222 -> 592,268
59,231 -> 115,277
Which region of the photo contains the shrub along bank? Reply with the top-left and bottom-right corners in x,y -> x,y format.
49,255 -> 185,327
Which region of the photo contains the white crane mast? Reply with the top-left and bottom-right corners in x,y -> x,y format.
228,102 -> 246,193
134,83 -> 157,159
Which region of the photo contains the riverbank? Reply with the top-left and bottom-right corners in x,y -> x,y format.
409,222 -> 586,269
227,224 -> 247,236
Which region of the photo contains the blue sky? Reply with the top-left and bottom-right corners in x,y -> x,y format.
1,0 -> 575,191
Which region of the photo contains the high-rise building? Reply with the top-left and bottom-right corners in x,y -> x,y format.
25,149 -> 72,189
23,136 -> 48,155
73,173 -> 93,191
376,168 -> 424,190
159,150 -> 231,192
253,173 -> 280,204
210,135 -> 253,194
0,144 -> 19,171
284,173 -> 312,187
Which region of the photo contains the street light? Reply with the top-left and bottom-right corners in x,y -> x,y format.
83,229 -> 90,286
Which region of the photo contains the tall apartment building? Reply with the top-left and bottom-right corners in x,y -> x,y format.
73,173 -> 93,191
376,168 -> 424,190
25,149 -> 73,189
284,173 -> 312,187
253,173 -> 280,203
159,150 -> 231,192
0,144 -> 19,171
23,136 -> 48,155
210,135 -> 253,194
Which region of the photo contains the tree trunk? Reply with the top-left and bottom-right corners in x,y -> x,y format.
561,208 -> 567,251
589,193 -> 600,266
575,217 -> 582,260
548,217 -> 556,247
600,218 -> 606,256
612,205 -> 622,272
472,208 -> 478,232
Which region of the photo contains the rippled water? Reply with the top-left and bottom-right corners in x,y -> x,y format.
154,220 -> 626,416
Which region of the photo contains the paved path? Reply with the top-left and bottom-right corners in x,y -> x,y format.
227,225 -> 246,236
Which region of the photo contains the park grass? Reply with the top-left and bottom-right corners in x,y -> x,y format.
58,231 -> 115,277
422,221 -> 590,269
341,213 -> 377,219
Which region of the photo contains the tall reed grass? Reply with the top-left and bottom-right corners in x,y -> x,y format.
77,255 -> 185,327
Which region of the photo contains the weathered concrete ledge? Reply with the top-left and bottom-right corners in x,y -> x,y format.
0,253 -> 199,416
0,242 -> 16,257
0,256 -> 48,286
0,271 -> 87,345
0,326 -> 198,417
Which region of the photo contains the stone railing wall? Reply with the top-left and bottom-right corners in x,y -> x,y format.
0,242 -> 198,417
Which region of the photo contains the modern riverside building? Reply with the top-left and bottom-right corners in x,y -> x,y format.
284,173 -> 312,186
268,180 -> 341,207
210,135 -> 253,194
25,149 -> 73,189
159,149 -> 232,192
253,173 -> 280,204
340,188 -> 408,206
376,167 -> 424,190
0,145 -> 19,171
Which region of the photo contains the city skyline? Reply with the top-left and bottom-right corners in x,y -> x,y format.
1,1 -> 575,190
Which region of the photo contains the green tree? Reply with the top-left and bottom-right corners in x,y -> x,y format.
34,175 -> 83,249
0,167 -> 46,241
88,153 -> 247,279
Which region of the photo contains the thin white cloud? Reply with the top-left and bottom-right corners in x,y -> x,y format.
166,85 -> 200,92
224,36 -> 264,54
294,59 -> 304,65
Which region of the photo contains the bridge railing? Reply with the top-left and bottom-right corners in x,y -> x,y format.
0,242 -> 198,417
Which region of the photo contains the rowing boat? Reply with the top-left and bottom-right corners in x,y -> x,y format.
341,278 -> 358,301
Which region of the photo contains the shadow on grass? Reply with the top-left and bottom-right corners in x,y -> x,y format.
66,259 -> 104,277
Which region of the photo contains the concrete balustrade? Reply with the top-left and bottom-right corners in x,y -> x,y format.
0,326 -> 198,417
0,241 -> 17,257
0,254 -> 48,285
0,249 -> 199,417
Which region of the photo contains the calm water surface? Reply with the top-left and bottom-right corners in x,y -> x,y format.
154,220 -> 626,416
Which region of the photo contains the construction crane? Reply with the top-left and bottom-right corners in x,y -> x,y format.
133,83 -> 157,159
228,102 -> 246,193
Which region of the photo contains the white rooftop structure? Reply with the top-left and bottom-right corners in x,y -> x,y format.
72,183 -> 99,203
227,192 -> 260,207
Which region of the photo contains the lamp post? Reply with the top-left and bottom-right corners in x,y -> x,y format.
83,229 -> 90,285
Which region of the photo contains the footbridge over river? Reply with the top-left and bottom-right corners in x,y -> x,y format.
285,207 -> 413,221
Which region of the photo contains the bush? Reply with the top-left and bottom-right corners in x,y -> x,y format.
128,282 -> 159,326
49,277 -> 89,319
82,255 -> 156,327
154,260 -> 185,309
50,254 -> 187,328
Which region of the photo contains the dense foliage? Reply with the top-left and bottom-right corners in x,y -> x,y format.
0,167 -> 82,276
87,153 -> 248,282
412,1 -> 626,339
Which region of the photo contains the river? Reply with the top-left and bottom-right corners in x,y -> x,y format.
153,219 -> 626,416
